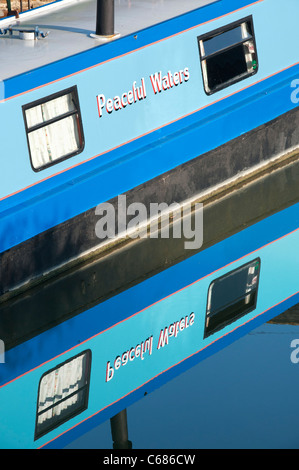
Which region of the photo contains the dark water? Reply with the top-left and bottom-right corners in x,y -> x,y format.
65,306 -> 299,449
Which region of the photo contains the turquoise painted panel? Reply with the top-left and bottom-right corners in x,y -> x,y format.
0,0 -> 298,203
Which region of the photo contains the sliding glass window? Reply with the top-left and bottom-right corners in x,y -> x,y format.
204,258 -> 260,338
23,86 -> 84,171
35,350 -> 91,440
198,17 -> 258,95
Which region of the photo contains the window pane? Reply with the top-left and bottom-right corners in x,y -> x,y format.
202,22 -> 252,57
25,93 -> 76,129
198,18 -> 257,94
205,43 -> 248,91
35,350 -> 91,439
28,114 -> 80,170
205,259 -> 260,338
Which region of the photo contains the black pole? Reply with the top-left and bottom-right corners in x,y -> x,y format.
96,0 -> 114,36
6,0 -> 11,14
110,409 -> 132,449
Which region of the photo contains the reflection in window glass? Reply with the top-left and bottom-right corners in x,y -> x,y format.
198,18 -> 258,94
201,22 -> 252,57
204,258 -> 260,338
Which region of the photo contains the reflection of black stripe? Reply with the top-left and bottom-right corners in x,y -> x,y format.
2,105 -> 299,300
1,151 -> 299,351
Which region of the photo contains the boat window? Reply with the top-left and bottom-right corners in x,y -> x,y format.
198,17 -> 258,95
23,86 -> 84,171
35,350 -> 91,440
204,258 -> 260,338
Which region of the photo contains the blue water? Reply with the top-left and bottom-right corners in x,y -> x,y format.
66,319 -> 299,449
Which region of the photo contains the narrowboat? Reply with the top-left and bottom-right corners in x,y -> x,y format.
0,0 -> 298,449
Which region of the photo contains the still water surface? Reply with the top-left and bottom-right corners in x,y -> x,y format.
66,308 -> 299,449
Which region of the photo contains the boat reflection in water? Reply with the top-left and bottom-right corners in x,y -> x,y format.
1,205 -> 299,449
68,303 -> 299,450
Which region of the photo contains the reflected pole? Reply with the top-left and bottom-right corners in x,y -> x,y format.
110,409 -> 132,449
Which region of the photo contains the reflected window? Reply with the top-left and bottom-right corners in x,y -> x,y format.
204,258 -> 260,338
198,17 -> 258,94
35,350 -> 91,440
23,86 -> 84,171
